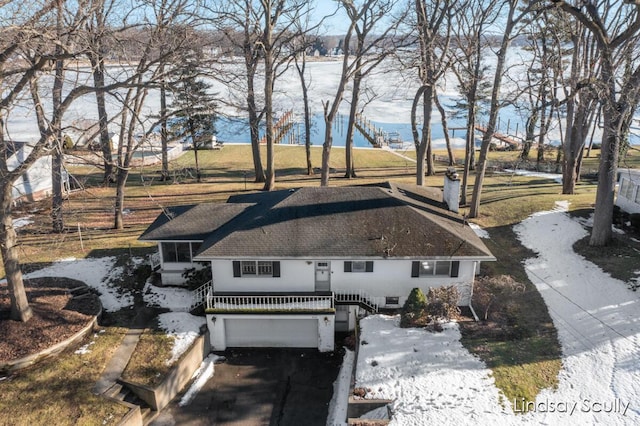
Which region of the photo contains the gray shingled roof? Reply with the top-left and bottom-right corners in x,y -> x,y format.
187,183 -> 494,259
139,203 -> 254,242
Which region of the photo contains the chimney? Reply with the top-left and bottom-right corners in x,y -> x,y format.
443,167 -> 460,213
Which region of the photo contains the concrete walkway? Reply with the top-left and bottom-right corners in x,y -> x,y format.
93,308 -> 153,395
93,327 -> 144,394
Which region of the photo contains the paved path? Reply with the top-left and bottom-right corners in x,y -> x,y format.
93,308 -> 153,395
152,349 -> 341,426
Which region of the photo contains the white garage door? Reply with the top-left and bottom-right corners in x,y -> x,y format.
224,318 -> 319,348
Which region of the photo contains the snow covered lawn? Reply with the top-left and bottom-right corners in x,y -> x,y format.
514,201 -> 640,425
23,256 -> 134,312
354,201 -> 640,425
355,316 -> 509,424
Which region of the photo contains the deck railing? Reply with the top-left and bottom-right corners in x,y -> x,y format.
190,280 -> 214,311
207,294 -> 334,312
334,290 -> 379,313
149,252 -> 161,271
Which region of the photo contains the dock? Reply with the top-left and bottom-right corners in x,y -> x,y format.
474,125 -> 521,149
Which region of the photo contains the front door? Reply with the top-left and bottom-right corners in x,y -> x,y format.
315,261 -> 331,291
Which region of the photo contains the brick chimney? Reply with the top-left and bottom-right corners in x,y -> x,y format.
443,167 -> 460,213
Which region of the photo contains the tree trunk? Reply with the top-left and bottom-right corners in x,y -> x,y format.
461,101 -> 476,205
160,75 -> 169,180
412,86 -> 427,185
114,168 -> 128,230
247,74 -> 265,183
321,107 -> 334,186
263,21 -> 276,192
521,112 -> 537,161
345,69 -> 362,179
423,85 -> 435,177
188,117 -> 201,182
434,92 -> 454,166
469,2 -> 516,218
589,108 -> 621,246
1,189 -> 32,322
91,54 -> 114,184
51,3 -> 65,233
295,54 -> 313,175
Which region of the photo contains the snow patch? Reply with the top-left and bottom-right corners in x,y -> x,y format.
356,315 -> 508,424
24,257 -> 134,312
469,223 -> 490,239
143,280 -> 193,311
504,168 -> 563,183
179,354 -> 222,407
514,200 -> 640,424
157,312 -> 206,366
12,216 -> 33,229
326,349 -> 354,426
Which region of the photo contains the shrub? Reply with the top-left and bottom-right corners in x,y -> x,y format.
630,213 -> 640,233
473,275 -> 526,322
425,286 -> 460,321
400,288 -> 427,328
181,262 -> 212,290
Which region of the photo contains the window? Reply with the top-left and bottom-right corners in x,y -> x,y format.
233,261 -> 280,277
412,261 -> 460,278
161,242 -> 200,263
620,179 -> 634,200
241,261 -> 256,275
344,261 -> 374,273
386,296 -> 400,305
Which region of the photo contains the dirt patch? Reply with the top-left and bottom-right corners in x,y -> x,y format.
0,277 -> 101,363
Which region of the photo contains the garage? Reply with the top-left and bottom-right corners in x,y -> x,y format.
224,317 -> 319,348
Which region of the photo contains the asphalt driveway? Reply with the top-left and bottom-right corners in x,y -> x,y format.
151,348 -> 342,426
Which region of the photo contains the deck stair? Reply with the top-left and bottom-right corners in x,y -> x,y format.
189,280 -> 213,313
334,290 -> 379,313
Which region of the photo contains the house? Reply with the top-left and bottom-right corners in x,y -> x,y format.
616,169 -> 640,214
139,180 -> 495,352
9,141 -> 69,205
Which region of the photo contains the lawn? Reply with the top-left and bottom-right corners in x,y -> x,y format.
1,142 -> 627,421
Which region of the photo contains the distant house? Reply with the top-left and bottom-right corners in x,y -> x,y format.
140,180 -> 495,352
9,142 -> 69,205
616,169 -> 640,215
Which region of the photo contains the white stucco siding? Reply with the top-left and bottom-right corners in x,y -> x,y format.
209,258 -> 478,306
211,259 -> 315,292
11,155 -> 53,202
616,171 -> 640,214
331,259 -> 477,306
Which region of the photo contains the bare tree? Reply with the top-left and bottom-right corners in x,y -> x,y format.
559,22 -> 600,194
320,0 -> 398,186
112,2 -> 196,229
411,0 -> 458,184
449,0 -> 499,204
1,2 -> 105,321
469,0 -> 539,218
86,0 -> 118,184
552,0 -> 640,246
341,0 -> 403,179
211,1 -> 267,183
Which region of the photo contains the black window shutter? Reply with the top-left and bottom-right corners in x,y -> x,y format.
272,261 -> 280,277
450,261 -> 460,278
344,261 -> 352,272
365,261 -> 374,272
232,261 -> 241,277
411,261 -> 420,277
